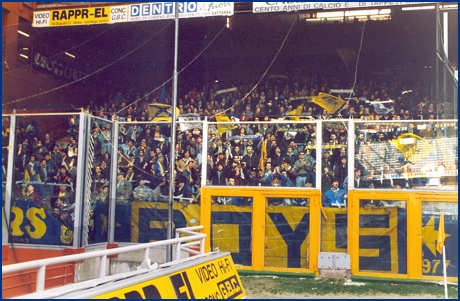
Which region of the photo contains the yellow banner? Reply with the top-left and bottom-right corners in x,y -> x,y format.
312,92 -> 346,114
47,7 -> 110,26
390,133 -> 434,162
94,254 -> 245,299
215,114 -> 237,136
265,206 -> 310,268
287,105 -> 303,121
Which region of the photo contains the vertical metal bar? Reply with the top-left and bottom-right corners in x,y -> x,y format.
144,247 -> 150,263
3,113 -> 16,244
443,11 -> 448,58
442,11 -> 448,118
99,255 -> 107,278
73,111 -> 87,248
200,237 -> 205,254
315,120 -> 322,191
82,112 -> 93,247
175,242 -> 181,261
36,265 -> 46,292
201,118 -> 209,186
167,1 -> 180,263
347,118 -> 355,193
108,120 -> 119,243
435,4 -> 441,117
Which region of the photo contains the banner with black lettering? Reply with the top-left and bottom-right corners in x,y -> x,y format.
93,201 -> 458,277
265,205 -> 310,268
130,202 -> 201,243
211,205 -> 253,266
10,200 -> 73,245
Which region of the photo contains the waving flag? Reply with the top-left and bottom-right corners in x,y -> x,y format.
147,103 -> 180,122
215,114 -> 237,135
287,105 -> 303,121
215,87 -> 238,97
367,100 -> 393,115
391,133 -> 434,162
312,92 -> 346,114
437,212 -> 446,254
259,138 -> 267,171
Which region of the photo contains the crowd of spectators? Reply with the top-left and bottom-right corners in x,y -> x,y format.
4,73 -> 457,225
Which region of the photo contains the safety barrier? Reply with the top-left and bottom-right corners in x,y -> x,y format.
2,226 -> 206,295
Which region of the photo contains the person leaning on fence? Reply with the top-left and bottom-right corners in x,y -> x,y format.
93,185 -> 109,204
174,175 -> 192,201
116,172 -> 133,204
133,179 -> 153,202
322,178 -> 347,207
23,183 -> 40,205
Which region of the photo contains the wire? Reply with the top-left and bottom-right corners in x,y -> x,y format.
213,13 -> 300,120
349,21 -> 366,103
3,26 -> 115,75
3,21 -> 174,107
335,21 -> 367,133
115,18 -> 231,116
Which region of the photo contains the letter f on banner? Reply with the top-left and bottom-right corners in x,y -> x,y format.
170,271 -> 195,298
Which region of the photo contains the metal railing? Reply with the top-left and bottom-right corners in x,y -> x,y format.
2,226 -> 206,294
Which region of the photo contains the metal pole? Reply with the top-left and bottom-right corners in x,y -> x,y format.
201,118 -> 208,186
3,112 -> 16,244
435,4 -> 440,114
108,119 -> 119,243
167,2 -> 179,262
73,111 -> 88,248
442,245 -> 448,299
442,11 -> 448,118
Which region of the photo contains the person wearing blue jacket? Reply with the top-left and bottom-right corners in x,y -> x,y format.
322,178 -> 347,207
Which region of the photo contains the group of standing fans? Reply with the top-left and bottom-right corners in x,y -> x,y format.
6,75 -> 456,219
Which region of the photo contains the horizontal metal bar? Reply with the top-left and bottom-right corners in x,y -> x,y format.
3,227 -> 206,275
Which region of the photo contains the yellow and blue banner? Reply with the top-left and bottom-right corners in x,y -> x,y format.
10,201 -> 73,245
147,103 -> 180,122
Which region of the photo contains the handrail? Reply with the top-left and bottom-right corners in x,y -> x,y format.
2,226 -> 205,293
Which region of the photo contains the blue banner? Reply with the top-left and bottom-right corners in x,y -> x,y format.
10,200 -> 73,245
93,202 -> 132,243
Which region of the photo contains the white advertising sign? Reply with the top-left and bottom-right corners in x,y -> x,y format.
253,2 -> 437,13
33,2 -> 234,27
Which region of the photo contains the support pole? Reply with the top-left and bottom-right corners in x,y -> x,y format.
442,245 -> 448,299
167,2 -> 179,263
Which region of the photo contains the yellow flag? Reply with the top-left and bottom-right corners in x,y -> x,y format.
437,212 -> 446,254
147,103 -> 180,122
287,105 -> 303,121
259,138 -> 267,171
215,114 -> 237,135
391,133 -> 434,162
319,201 -> 327,219
312,92 -> 346,114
